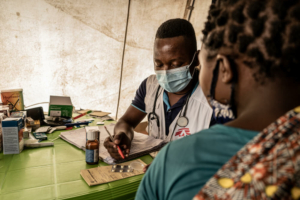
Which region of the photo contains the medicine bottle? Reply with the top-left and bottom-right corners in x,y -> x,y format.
86,130 -> 99,165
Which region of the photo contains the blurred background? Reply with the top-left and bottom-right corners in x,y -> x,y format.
0,0 -> 211,119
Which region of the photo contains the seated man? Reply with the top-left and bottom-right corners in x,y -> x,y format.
136,0 -> 300,199
104,19 -> 216,160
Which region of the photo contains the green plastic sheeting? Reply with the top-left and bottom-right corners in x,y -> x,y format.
0,118 -> 152,200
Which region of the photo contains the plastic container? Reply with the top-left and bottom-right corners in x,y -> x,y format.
85,130 -> 99,165
130,161 -> 145,171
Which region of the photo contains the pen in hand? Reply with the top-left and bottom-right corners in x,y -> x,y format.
104,126 -> 125,159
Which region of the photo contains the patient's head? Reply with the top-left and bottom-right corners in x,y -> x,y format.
198,0 -> 300,120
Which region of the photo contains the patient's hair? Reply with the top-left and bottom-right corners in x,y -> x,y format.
156,18 -> 197,54
202,0 -> 300,82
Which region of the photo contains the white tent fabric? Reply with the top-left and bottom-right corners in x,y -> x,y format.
0,0 -> 210,119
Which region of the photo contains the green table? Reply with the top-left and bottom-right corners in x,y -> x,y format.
0,117 -> 153,200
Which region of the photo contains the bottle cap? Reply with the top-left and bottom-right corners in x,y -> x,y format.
87,131 -> 96,140
87,130 -> 99,140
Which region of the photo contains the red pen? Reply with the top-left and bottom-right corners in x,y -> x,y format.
73,110 -> 92,120
104,126 -> 125,159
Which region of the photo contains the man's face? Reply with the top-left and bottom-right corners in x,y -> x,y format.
154,36 -> 194,71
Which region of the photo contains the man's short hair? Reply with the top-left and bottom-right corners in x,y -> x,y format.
155,18 -> 197,54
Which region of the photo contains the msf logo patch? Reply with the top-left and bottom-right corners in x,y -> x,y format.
175,128 -> 191,138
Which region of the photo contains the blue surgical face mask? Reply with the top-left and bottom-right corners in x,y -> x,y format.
155,53 -> 196,93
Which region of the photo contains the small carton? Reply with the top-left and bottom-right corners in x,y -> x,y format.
2,117 -> 24,154
0,113 -> 5,152
26,120 -> 40,131
10,111 -> 26,128
23,127 -> 31,139
26,117 -> 34,126
0,105 -> 10,117
48,96 -> 73,118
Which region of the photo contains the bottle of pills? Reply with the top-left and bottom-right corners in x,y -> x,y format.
86,130 -> 99,165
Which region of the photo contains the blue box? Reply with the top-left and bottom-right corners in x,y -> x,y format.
2,117 -> 24,154
10,111 -> 26,128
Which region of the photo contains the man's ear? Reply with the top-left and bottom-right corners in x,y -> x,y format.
216,54 -> 234,84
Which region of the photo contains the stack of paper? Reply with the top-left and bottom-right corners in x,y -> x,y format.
59,124 -> 166,164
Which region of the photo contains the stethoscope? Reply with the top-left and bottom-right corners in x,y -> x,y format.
147,85 -> 192,139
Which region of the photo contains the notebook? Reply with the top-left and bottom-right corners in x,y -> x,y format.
59,124 -> 166,164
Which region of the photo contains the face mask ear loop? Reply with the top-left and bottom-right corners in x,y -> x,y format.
208,60 -> 220,100
187,52 -> 198,76
228,58 -> 238,118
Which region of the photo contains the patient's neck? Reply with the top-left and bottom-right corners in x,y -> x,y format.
226,79 -> 300,131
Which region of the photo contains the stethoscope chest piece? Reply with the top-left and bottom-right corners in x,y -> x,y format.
177,116 -> 189,127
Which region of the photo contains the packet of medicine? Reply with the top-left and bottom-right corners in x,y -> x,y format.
111,165 -> 133,173
35,126 -> 51,133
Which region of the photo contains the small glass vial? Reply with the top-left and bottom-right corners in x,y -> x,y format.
86,130 -> 99,165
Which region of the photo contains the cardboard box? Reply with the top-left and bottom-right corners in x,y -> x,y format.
1,88 -> 24,111
0,105 -> 10,117
48,96 -> 73,118
2,117 -> 24,154
0,113 -> 4,152
10,111 -> 26,128
26,120 -> 40,131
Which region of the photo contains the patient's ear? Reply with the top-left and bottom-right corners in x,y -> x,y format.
216,54 -> 234,84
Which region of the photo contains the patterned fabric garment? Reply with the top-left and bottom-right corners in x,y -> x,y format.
194,106 -> 300,200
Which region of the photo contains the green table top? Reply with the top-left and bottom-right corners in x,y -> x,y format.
0,116 -> 153,200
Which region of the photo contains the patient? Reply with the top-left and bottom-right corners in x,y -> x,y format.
136,0 -> 300,199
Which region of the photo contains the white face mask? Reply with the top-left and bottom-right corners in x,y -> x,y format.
209,99 -> 235,124
155,52 -> 196,93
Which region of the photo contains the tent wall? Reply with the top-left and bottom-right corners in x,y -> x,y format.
0,0 -> 211,118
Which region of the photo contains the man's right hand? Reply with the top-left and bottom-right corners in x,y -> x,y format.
104,131 -> 133,160
103,105 -> 147,160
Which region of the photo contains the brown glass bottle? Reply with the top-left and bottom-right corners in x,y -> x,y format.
86,130 -> 99,165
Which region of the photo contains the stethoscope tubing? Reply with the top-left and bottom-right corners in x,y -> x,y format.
148,85 -> 192,141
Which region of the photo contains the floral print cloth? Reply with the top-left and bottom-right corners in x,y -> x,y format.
194,107 -> 300,200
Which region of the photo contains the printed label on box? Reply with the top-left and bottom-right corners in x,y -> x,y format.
2,127 -> 19,154
50,110 -> 61,117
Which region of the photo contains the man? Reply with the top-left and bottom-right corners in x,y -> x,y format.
104,18 -> 213,160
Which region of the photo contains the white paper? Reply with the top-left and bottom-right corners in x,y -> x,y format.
59,128 -> 86,150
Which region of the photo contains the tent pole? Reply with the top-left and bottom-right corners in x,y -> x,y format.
116,0 -> 131,120
188,0 -> 195,21
183,0 -> 195,21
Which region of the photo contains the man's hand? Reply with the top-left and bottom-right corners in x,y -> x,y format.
104,131 -> 133,160
103,105 -> 146,160
143,163 -> 151,172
